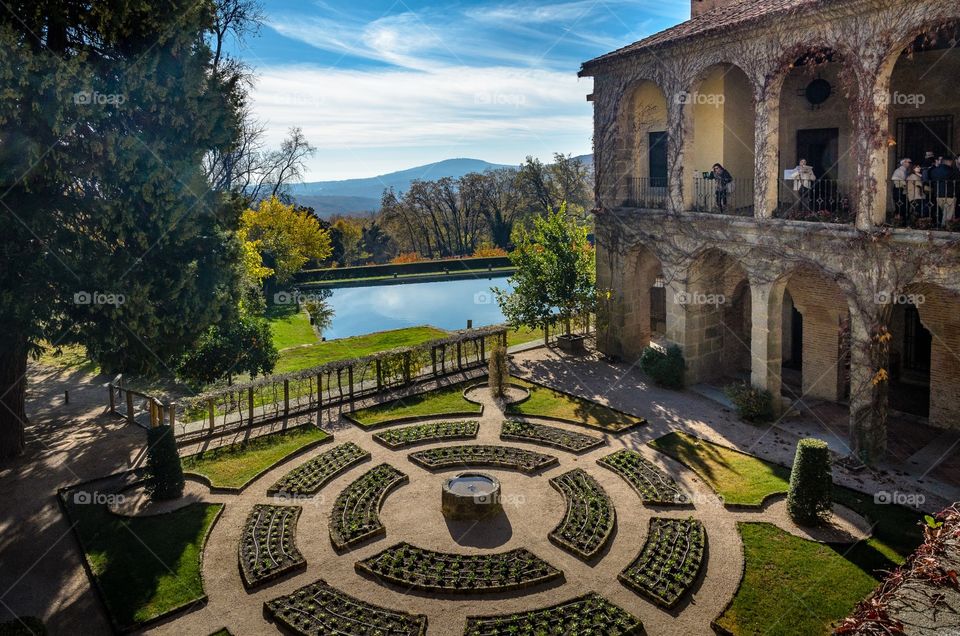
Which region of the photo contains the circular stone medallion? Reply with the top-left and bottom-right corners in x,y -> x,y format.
442,472 -> 502,521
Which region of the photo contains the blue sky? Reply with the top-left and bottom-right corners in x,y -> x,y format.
231,0 -> 689,180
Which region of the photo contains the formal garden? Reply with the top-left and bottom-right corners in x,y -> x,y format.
53,359 -> 936,635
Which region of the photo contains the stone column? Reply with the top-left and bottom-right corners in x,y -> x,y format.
665,85 -> 691,213
847,307 -> 887,462
749,280 -> 783,412
851,52 -> 894,229
753,85 -> 780,219
916,293 -> 960,430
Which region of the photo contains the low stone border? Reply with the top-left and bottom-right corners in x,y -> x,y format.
462,381 -> 531,406
548,468 -> 617,561
500,419 -> 605,454
407,444 -> 559,475
372,420 -> 480,450
343,408 -> 484,431
618,517 -> 707,609
598,449 -> 692,506
267,442 -> 370,497
464,592 -> 643,635
329,464 -> 409,552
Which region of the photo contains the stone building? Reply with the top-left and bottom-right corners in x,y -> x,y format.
579,0 -> 960,461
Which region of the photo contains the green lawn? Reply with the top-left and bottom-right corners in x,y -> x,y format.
648,431 -> 922,568
182,425 -> 331,490
266,304 -> 317,350
507,378 -> 645,432
63,494 -> 221,630
715,522 -> 881,636
348,382 -> 481,428
505,325 -> 543,348
648,431 -> 791,506
275,325 -> 448,374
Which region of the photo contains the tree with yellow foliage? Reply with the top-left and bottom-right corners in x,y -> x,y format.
241,197 -> 332,285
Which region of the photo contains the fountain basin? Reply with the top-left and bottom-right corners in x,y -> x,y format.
442,472 -> 502,521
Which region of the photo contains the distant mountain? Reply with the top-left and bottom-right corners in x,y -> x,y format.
290,155 -> 593,217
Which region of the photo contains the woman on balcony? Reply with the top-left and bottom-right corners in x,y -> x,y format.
709,163 -> 733,213
906,164 -> 930,222
791,159 -> 816,210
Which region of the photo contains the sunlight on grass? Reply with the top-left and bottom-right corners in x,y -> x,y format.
36,342 -> 101,375
715,523 -> 879,636
182,426 -> 331,489
349,382 -> 480,428
275,325 -> 448,374
507,378 -> 644,432
64,497 -> 221,630
265,304 -> 317,350
647,431 -> 790,506
505,325 -> 542,348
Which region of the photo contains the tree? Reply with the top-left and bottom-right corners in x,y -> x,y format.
494,205 -> 595,335
241,197 -> 332,286
488,343 -> 509,399
177,314 -> 278,387
0,0 -> 248,458
303,296 -> 335,337
331,217 -> 365,266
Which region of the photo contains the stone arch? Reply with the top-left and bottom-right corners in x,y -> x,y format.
684,62 -> 757,215
772,44 -> 858,222
669,247 -> 752,384
765,263 -> 854,406
610,243 -> 667,361
615,79 -> 669,208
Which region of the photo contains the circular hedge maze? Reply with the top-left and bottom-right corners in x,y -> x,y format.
355,542 -> 563,594
618,517 -> 706,609
598,449 -> 690,505
239,504 -> 306,588
548,468 -> 616,561
329,463 -> 408,551
407,444 -> 558,474
265,578 -> 428,635
199,382 -> 741,636
500,419 -> 604,453
373,420 -> 480,449
268,441 -> 370,497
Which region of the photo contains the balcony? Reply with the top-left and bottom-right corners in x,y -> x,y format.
625,177 -> 667,209
690,176 -> 754,216
888,180 -> 960,231
774,179 -> 854,224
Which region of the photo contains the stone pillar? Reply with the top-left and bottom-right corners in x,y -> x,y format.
591,78 -> 623,210
916,293 -> 960,430
749,280 -> 783,411
848,308 -> 887,462
753,84 -> 780,219
666,85 -> 691,213
851,53 -> 894,229
595,239 -> 624,359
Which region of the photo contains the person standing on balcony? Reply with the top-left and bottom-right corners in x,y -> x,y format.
708,163 -> 733,213
906,164 -> 929,221
791,159 -> 816,210
929,156 -> 957,226
891,158 -> 912,217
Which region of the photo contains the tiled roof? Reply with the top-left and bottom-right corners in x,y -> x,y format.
580,0 -> 817,73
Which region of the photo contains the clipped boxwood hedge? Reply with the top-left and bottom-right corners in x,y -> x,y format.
787,438 -> 832,525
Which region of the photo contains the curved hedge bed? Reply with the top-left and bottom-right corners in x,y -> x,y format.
329,463 -> 408,551
372,420 -> 479,449
548,468 -> 616,561
267,441 -> 370,496
239,504 -> 305,588
356,542 -> 563,594
464,593 -> 643,635
264,578 -> 427,635
598,449 -> 690,505
500,419 -> 604,453
619,517 -> 706,608
408,444 -> 558,474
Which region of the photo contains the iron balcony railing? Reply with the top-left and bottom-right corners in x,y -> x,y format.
625,177 -> 667,209
774,178 -> 854,224
889,179 -> 959,231
691,176 -> 754,216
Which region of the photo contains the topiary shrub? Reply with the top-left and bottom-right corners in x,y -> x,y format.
488,343 -> 509,398
146,425 -> 185,501
724,382 -> 774,423
639,345 -> 685,388
787,438 -> 833,525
